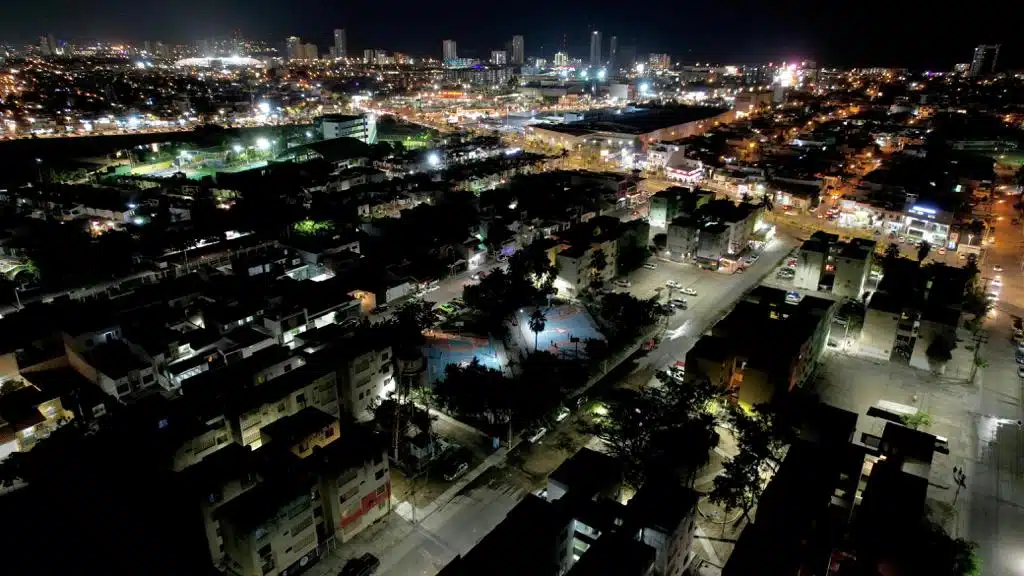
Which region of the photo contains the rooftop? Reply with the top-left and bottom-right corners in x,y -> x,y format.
549,448 -> 622,501
259,406 -> 337,447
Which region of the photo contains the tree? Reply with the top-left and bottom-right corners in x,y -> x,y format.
925,336 -> 955,372
0,378 -> 27,399
588,248 -> 609,291
884,242 -> 901,265
592,371 -> 721,488
917,240 -> 932,262
901,410 -> 933,430
433,358 -> 510,423
710,401 -> 796,526
528,308 -> 547,352
653,233 -> 668,251
709,449 -> 763,526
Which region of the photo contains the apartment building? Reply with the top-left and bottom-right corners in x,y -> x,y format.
229,362 -> 341,449
218,477 -> 320,576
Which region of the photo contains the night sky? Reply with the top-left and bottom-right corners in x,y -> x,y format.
3,0 -> 1021,69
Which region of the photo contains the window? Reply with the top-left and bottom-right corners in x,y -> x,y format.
143,373 -> 155,384
115,382 -> 131,396
358,391 -> 364,400
375,483 -> 386,494
296,393 -> 306,406
381,352 -> 390,362
339,489 -> 358,505
375,469 -> 385,481
379,364 -> 391,375
277,402 -> 287,413
91,404 -> 107,418
284,364 -> 292,373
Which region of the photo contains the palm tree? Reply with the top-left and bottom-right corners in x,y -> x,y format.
917,240 -> 932,262
528,308 -> 547,352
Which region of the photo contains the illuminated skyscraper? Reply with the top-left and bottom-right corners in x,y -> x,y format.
589,31 -> 601,67
286,36 -> 302,60
491,50 -> 507,65
554,51 -> 568,67
609,36 -> 618,70
511,35 -> 524,65
334,29 -> 347,58
443,39 -> 458,61
969,44 -> 1000,77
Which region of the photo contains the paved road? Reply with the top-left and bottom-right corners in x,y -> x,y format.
964,191 -> 1024,576
634,236 -> 798,374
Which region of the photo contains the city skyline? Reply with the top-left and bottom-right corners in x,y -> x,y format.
2,0 -> 1020,68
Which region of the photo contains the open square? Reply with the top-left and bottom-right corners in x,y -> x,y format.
423,330 -> 507,383
513,304 -> 605,359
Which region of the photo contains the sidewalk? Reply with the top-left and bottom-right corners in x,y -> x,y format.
394,444 -> 512,523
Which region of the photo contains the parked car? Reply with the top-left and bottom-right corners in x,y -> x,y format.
374,304 -> 389,314
340,553 -> 381,576
1018,365 -> 1024,378
665,280 -> 681,288
669,298 -> 688,310
526,426 -> 548,443
643,263 -> 658,270
681,287 -> 698,296
613,279 -> 632,288
994,265 -> 1004,273
443,460 -> 470,482
555,407 -> 571,422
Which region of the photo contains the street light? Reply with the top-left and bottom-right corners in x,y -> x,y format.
255,137 -> 270,151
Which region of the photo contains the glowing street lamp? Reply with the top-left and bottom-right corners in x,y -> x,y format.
232,144 -> 243,153
256,137 -> 271,151
427,152 -> 441,167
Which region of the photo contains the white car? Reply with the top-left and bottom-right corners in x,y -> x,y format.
665,280 -> 681,288
682,287 -> 698,296
555,407 -> 571,422
643,263 -> 658,270
613,279 -> 632,288
526,427 -> 548,443
994,265 -> 1004,273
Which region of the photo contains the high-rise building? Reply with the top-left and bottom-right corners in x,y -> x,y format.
969,44 -> 1000,77
491,50 -> 507,65
286,36 -> 302,60
511,35 -> 524,65
648,53 -> 670,71
334,29 -> 347,58
303,43 -> 318,60
589,31 -> 601,67
554,51 -> 569,67
609,36 -> 618,70
364,49 -> 375,64
38,36 -> 51,57
443,39 -> 458,61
